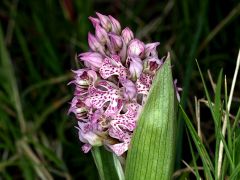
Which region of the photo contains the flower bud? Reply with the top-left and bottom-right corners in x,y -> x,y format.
145,42 -> 160,57
95,24 -> 109,44
127,56 -> 143,80
128,39 -> 145,57
88,16 -> 100,28
119,40 -> 127,63
78,52 -> 104,70
108,33 -> 123,52
109,15 -> 121,34
82,144 -> 92,153
69,70 -> 89,88
121,27 -> 134,44
88,32 -> 105,54
68,97 -> 88,120
77,122 -> 103,146
96,12 -> 112,32
70,69 -> 98,89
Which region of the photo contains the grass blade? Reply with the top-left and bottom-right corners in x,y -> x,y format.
187,131 -> 201,179
180,105 -> 214,179
196,61 -> 234,173
214,69 -> 223,178
0,24 -> 26,133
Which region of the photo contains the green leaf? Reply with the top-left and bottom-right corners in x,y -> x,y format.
125,54 -> 178,180
91,147 -> 125,180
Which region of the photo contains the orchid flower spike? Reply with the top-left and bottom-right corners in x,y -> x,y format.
69,12 -> 172,156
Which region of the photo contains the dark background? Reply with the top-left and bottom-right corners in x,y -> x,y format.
0,0 -> 239,179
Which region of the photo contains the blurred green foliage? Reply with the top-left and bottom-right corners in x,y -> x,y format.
0,0 -> 239,179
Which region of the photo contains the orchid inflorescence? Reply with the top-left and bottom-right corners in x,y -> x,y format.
68,12 -> 164,156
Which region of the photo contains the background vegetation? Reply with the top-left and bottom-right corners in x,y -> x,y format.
0,0 -> 239,179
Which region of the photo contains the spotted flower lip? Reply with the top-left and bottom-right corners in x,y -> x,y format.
69,12 -> 167,156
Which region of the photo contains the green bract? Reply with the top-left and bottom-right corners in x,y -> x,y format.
125,54 -> 178,180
